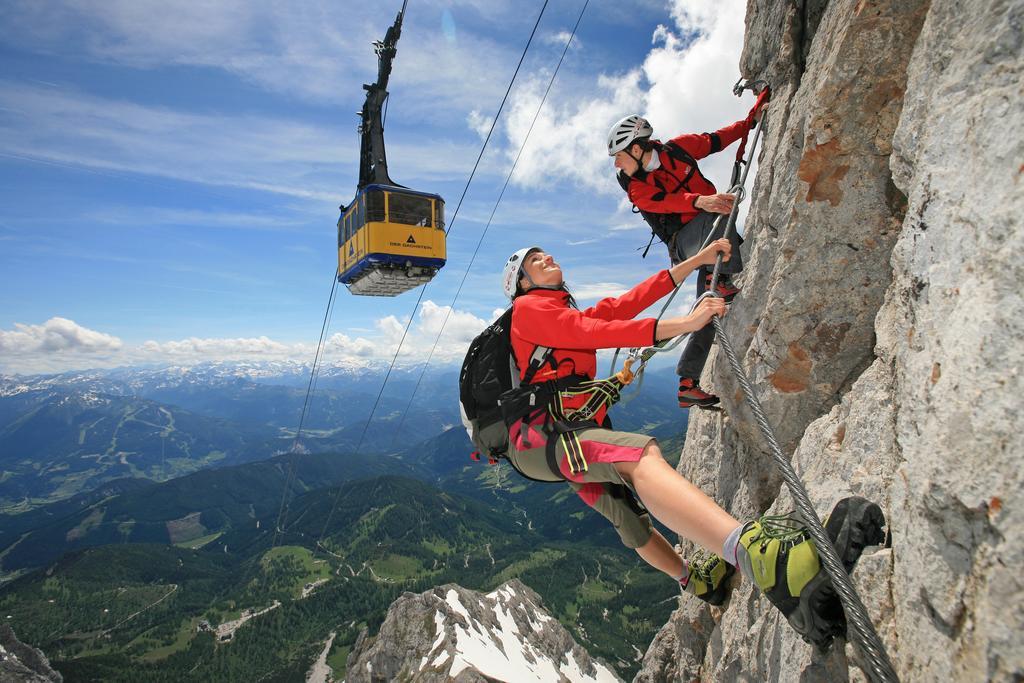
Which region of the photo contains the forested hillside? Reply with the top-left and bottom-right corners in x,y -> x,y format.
2,476 -> 677,681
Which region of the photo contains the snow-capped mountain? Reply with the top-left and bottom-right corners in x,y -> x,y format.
0,362 -> 463,511
345,579 -> 620,683
0,359 -> 424,396
0,361 -> 460,429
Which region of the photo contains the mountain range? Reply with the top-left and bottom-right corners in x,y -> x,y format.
0,360 -> 689,680
0,362 -> 683,514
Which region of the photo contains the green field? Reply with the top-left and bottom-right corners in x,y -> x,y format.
260,546 -> 332,598
174,531 -> 222,550
368,553 -> 422,581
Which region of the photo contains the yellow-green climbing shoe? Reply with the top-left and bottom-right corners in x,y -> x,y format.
681,551 -> 735,606
737,496 -> 886,648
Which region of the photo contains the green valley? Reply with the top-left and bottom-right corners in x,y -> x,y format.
1,476 -> 678,681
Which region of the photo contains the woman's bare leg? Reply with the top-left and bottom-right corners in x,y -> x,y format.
635,529 -> 685,576
616,442 -> 740,555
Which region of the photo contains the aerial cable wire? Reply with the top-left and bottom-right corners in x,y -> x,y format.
314,0 -> 552,552
441,0 -> 550,239
270,269 -> 340,549
273,0 -> 412,547
293,275 -> 341,450
392,0 -> 589,444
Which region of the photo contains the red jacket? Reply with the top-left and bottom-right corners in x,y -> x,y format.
620,118 -> 751,225
510,270 -> 676,416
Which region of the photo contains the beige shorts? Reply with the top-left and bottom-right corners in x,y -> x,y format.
509,422 -> 656,549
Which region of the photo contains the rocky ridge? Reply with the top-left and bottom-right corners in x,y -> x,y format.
636,0 -> 1022,681
345,579 -> 620,683
0,625 -> 62,683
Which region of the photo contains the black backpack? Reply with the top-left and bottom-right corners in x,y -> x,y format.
458,308 -> 551,462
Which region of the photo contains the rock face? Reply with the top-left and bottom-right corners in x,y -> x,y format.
637,0 -> 1022,681
0,625 -> 62,683
345,579 -> 621,682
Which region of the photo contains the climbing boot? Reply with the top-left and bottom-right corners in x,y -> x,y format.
680,551 -> 735,606
678,378 -> 720,409
706,274 -> 740,303
736,496 -> 886,648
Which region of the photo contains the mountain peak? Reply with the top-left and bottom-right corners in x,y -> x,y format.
346,579 -> 620,682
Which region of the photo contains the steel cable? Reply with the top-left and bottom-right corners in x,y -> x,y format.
705,104 -> 900,682
711,316 -> 899,682
271,270 -> 340,549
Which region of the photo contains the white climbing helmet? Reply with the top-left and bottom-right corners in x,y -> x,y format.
607,115 -> 653,156
502,246 -> 541,301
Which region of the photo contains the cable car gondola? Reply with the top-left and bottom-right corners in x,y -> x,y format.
338,184 -> 445,296
337,4 -> 446,297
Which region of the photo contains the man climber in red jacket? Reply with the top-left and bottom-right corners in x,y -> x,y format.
607,103 -> 765,409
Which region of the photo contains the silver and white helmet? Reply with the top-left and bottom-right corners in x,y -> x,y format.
502,246 -> 541,301
607,115 -> 653,156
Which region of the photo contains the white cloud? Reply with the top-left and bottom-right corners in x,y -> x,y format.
0,78 -> 493,203
0,81 -> 349,201
499,0 -> 754,199
0,317 -> 122,355
0,1 -> 373,105
418,300 -> 488,346
0,1 -> 520,116
0,80 -> 481,202
0,303 -> 489,374
324,332 -> 379,359
0,1 -> 523,198
466,110 -> 495,141
502,68 -> 645,193
87,206 -> 314,233
543,31 -> 582,50
140,336 -> 294,358
370,300 -> 488,363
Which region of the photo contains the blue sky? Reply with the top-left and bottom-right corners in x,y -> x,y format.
0,0 -> 756,374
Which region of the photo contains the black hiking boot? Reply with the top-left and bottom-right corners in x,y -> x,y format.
680,551 -> 736,606
737,496 -> 886,648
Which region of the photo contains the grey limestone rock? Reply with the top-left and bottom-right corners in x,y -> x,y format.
636,0 -> 1022,680
0,625 -> 62,683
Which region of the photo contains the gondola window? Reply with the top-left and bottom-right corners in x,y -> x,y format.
388,192 -> 432,227
366,191 -> 385,223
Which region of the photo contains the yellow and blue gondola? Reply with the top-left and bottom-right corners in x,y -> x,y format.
337,183 -> 446,296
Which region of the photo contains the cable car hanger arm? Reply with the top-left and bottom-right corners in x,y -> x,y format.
358,3 -> 407,189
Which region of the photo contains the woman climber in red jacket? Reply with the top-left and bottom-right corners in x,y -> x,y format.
500,241 -> 886,648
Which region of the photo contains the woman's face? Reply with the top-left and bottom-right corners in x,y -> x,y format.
520,250 -> 563,289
